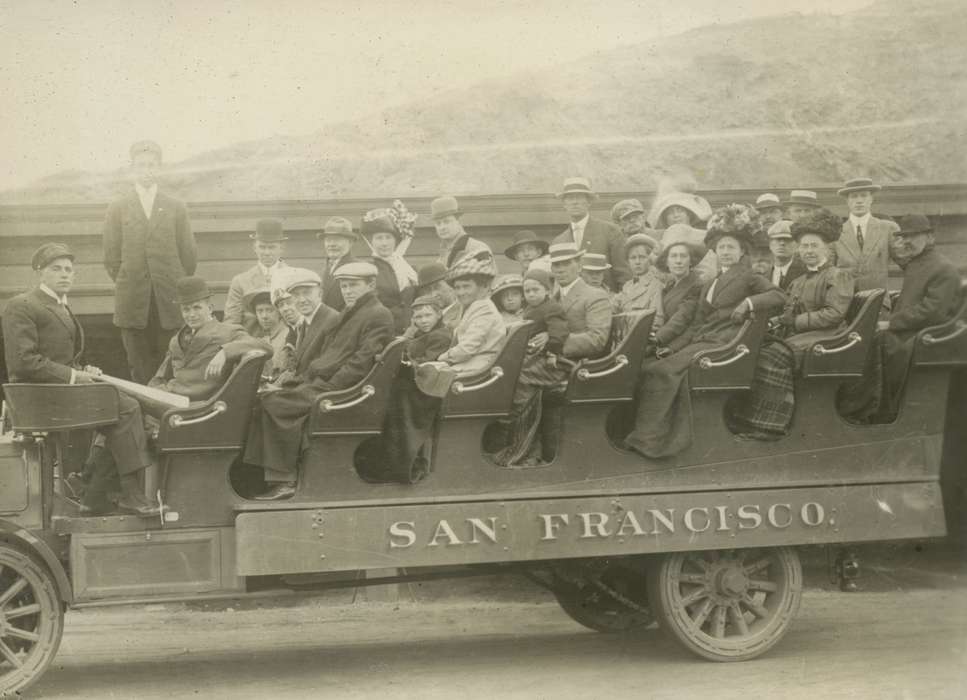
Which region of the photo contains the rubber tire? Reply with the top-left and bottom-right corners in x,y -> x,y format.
0,544 -> 65,696
647,547 -> 802,662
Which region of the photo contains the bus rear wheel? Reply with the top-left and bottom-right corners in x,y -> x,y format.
647,547 -> 802,661
551,559 -> 654,633
0,544 -> 64,696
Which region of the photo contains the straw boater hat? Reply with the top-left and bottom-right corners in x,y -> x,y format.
243,288 -> 273,312
581,253 -> 612,271
547,242 -> 584,264
490,274 -> 524,300
894,214 -> 933,237
250,218 -> 287,242
784,190 -> 821,208
333,261 -> 379,280
430,195 -> 462,220
791,209 -> 842,244
754,193 -> 783,212
316,216 -> 357,240
504,230 -> 549,260
656,225 -> 706,272
611,198 -> 646,223
704,204 -> 759,250
31,243 -> 74,270
837,178 -> 882,197
624,232 -> 661,257
556,177 -> 597,200
174,276 -> 212,305
446,250 -> 497,283
648,192 -> 713,229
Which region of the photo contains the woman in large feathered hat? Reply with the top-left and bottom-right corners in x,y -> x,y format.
361,200 -> 419,333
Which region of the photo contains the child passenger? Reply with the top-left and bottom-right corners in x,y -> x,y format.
490,274 -> 525,326
521,269 -> 569,360
406,294 -> 453,364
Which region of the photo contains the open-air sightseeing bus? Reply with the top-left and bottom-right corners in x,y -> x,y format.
0,266 -> 964,693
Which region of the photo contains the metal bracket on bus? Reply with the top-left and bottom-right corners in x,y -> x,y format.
812,332 -> 862,356
452,367 -> 504,394
168,401 -> 228,428
577,354 -> 629,381
698,344 -> 750,369
320,385 -> 375,412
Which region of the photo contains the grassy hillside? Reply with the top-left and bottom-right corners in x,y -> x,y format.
5,0 -> 965,203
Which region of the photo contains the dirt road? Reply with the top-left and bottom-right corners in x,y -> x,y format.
29,586 -> 967,699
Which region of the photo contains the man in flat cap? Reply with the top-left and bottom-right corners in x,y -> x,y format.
317,216 -> 360,311
430,195 -> 492,269
611,198 -> 648,238
148,277 -> 272,401
833,178 -> 898,293
553,177 -> 629,292
223,219 -> 291,333
3,244 -> 161,517
245,262 -> 394,500
103,140 -> 197,384
765,220 -> 806,291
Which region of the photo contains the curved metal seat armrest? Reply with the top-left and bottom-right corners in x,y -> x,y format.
565,312 -> 654,403
691,315 -> 762,366
914,279 -> 967,366
689,314 -> 767,391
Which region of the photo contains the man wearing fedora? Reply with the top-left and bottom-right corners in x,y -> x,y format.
224,219 -> 291,333
3,243 -> 162,517
784,190 -> 822,223
318,216 -> 359,311
755,193 -> 785,231
148,276 -> 272,401
553,177 -> 629,292
245,262 -> 394,500
833,178 -> 899,293
431,195 -> 492,269
103,140 -> 198,384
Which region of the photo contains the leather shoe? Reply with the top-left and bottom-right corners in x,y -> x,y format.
254,483 -> 296,501
116,493 -> 163,518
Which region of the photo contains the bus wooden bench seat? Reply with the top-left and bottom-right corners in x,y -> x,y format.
688,313 -> 768,392
309,337 -> 407,436
154,350 -> 268,452
914,278 -> 967,367
565,311 -> 656,404
442,321 -> 532,419
801,288 -> 886,379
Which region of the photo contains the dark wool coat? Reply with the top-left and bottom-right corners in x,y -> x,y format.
655,270 -> 702,349
1,287 -> 148,475
320,254 -> 358,311
148,320 -> 273,401
782,264 -> 854,358
406,323 -> 452,364
553,217 -> 631,291
372,257 -> 416,334
244,292 -> 394,481
764,257 -> 807,292
522,299 -> 569,356
290,304 -> 340,378
103,190 -> 197,330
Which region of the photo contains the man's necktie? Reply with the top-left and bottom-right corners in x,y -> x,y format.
295,323 -> 306,348
856,224 -> 864,251
778,271 -> 786,289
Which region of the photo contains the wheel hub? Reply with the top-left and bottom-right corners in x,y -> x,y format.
715,567 -> 749,597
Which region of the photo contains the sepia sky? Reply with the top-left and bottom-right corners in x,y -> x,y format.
0,0 -> 876,189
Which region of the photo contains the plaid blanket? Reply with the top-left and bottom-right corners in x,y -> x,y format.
731,340 -> 796,435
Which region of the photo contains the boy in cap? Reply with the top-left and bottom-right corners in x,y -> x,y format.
833,178 -> 899,293
224,219 -> 290,333
553,177 -> 630,292
148,277 -> 272,401
431,195 -> 493,269
245,262 -> 394,500
318,216 -> 359,310
3,243 -> 161,517
103,140 -> 197,384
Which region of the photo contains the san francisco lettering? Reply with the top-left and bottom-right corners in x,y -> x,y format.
387,502 -> 826,548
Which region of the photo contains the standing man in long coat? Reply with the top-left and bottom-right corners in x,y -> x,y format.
553,177 -> 630,292
103,140 -> 197,383
245,262 -> 394,501
833,178 -> 898,293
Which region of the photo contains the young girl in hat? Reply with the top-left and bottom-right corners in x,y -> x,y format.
491,274 -> 525,325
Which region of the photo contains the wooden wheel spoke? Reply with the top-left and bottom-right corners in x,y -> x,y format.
3,604 -> 41,621
4,626 -> 39,644
690,597 -> 714,628
741,594 -> 769,620
729,602 -> 750,636
0,639 -> 22,668
743,557 -> 771,576
678,586 -> 708,607
748,579 -> 779,593
710,605 -> 727,638
0,577 -> 28,609
676,573 -> 706,585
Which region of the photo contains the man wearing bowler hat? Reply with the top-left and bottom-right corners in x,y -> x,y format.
148,277 -> 272,401
833,178 -> 899,293
318,216 -> 359,311
3,243 -> 162,517
552,177 -> 629,292
103,140 -> 197,384
245,262 -> 394,500
431,195 -> 492,269
224,219 -> 291,333
784,190 -> 822,223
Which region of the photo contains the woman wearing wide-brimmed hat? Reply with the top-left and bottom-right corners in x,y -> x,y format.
361,201 -> 419,334
625,204 -> 787,458
651,224 -> 706,354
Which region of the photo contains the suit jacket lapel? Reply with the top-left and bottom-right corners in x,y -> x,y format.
843,221 -> 862,259
712,267 -> 740,303
127,192 -> 149,227
149,192 -> 165,233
